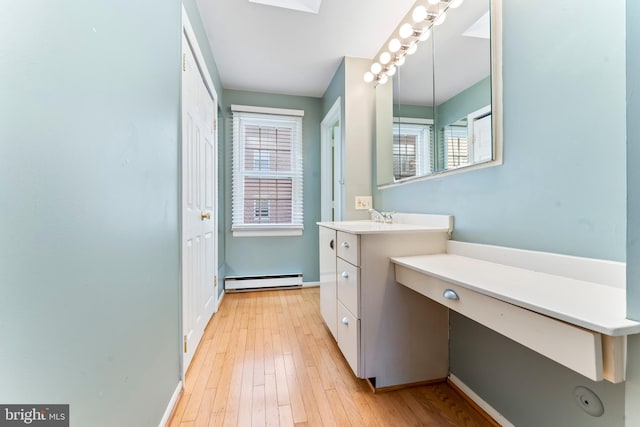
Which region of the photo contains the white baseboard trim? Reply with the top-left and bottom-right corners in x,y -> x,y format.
218,290 -> 225,307
302,281 -> 320,288
159,381 -> 183,427
449,374 -> 514,427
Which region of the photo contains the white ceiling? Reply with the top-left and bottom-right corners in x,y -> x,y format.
195,0 -> 416,97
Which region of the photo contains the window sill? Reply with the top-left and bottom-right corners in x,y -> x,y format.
233,228 -> 303,237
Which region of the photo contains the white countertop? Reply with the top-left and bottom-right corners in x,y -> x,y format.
391,254 -> 640,336
317,220 -> 450,235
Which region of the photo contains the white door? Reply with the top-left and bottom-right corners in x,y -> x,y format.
181,31 -> 217,375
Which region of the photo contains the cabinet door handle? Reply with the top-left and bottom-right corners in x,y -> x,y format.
341,271 -> 349,279
341,242 -> 350,248
329,239 -> 334,250
443,289 -> 459,300
342,317 -> 349,325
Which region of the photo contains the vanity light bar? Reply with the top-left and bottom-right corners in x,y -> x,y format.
363,0 -> 464,85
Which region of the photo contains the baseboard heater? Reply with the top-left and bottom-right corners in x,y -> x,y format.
224,273 -> 303,292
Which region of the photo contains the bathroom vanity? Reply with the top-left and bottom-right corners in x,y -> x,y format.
317,214 -> 454,389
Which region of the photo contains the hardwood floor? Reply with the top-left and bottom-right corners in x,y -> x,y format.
169,287 -> 495,427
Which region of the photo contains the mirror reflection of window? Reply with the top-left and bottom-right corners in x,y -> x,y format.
443,120 -> 469,169
393,120 -> 433,180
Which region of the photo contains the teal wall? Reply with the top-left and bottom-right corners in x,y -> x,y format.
376,1 -> 627,425
322,59 -> 345,119
222,90 -> 322,282
0,1 -> 184,425
450,315 -> 625,426
626,0 -> 640,422
626,0 -> 640,320
393,104 -> 434,120
434,76 -> 491,132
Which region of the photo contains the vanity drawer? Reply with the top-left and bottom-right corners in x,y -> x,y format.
337,231 -> 360,266
337,258 -> 360,317
395,265 -> 604,381
337,301 -> 360,377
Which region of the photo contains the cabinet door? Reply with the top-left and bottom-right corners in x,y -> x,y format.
319,227 -> 337,339
337,258 -> 359,317
337,301 -> 360,377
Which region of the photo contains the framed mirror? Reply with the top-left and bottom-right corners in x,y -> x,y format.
375,0 -> 502,187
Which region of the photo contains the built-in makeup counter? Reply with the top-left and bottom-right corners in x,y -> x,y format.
392,241 -> 640,383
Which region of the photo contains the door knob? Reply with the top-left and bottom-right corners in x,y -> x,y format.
341,271 -> 349,279
201,212 -> 211,220
342,317 -> 349,325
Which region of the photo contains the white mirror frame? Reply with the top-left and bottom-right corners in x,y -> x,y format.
377,0 -> 502,189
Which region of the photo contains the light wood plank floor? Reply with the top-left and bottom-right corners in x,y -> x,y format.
169,287 -> 494,427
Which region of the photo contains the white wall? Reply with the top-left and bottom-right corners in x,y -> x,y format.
344,57 -> 375,220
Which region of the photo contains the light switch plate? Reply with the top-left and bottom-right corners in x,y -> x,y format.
355,196 -> 372,210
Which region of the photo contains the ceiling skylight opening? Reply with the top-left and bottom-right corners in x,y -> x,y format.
463,11 -> 490,39
248,0 -> 322,14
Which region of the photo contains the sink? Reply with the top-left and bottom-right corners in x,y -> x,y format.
317,213 -> 453,235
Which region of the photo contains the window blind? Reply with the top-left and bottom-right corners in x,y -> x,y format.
444,123 -> 469,168
232,108 -> 303,233
393,121 -> 432,180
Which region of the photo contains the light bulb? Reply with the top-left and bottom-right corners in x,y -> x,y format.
412,5 -> 427,22
406,43 -> 418,55
371,62 -> 382,74
419,28 -> 432,41
428,0 -> 440,4
379,74 -> 389,85
379,52 -> 391,65
386,65 -> 396,76
396,55 -> 406,66
363,72 -> 374,83
434,12 -> 447,26
450,0 -> 463,7
399,23 -> 414,39
388,38 -> 402,53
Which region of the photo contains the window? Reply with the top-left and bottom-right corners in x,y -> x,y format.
231,105 -> 304,236
393,119 -> 433,181
444,120 -> 469,169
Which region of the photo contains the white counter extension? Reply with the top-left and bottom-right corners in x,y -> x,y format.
392,241 -> 639,383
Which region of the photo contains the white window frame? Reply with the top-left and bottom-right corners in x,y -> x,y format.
231,105 -> 304,237
467,104 -> 492,163
392,117 -> 433,181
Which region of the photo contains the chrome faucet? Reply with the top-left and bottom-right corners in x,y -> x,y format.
369,208 -> 393,223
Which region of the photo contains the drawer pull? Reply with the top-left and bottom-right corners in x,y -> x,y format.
341,241 -> 350,248
342,317 -> 349,325
443,289 -> 459,300
341,271 -> 349,279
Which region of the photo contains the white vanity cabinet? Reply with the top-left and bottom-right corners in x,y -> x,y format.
318,218 -> 453,389
335,231 -> 361,375
319,226 -> 337,339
